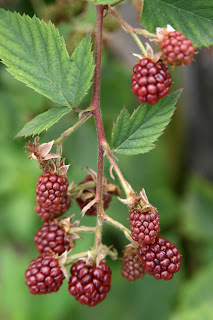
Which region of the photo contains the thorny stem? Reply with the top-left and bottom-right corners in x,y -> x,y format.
65,5 -> 138,265
103,214 -> 134,243
91,5 -> 105,256
53,111 -> 92,146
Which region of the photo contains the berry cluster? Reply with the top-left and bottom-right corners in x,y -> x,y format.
25,170 -> 114,305
132,28 -> 195,105
25,170 -> 72,295
127,205 -> 181,281
23,20 -> 187,308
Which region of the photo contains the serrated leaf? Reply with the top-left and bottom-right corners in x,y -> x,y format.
112,91 -> 181,155
0,9 -> 94,107
112,107 -> 131,148
15,107 -> 71,138
142,0 -> 213,48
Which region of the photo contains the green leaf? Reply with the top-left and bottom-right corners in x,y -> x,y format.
142,0 -> 213,48
112,90 -> 181,155
15,106 -> 71,138
0,9 -> 94,107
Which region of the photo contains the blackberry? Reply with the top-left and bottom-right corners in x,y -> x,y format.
137,236 -> 181,280
34,221 -> 73,255
121,247 -> 145,281
35,172 -> 69,208
25,255 -> 64,294
68,260 -> 111,306
129,209 -> 160,244
131,58 -> 172,105
160,30 -> 195,66
76,175 -> 112,216
35,196 -> 71,220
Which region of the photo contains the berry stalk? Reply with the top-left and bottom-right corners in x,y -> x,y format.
103,214 -> 134,243
69,226 -> 96,234
109,8 -> 147,55
102,141 -> 134,198
53,111 -> 93,146
65,251 -> 92,266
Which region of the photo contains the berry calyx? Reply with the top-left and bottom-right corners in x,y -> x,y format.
34,220 -> 74,255
129,209 -> 160,244
35,196 -> 71,221
137,236 -> 181,280
68,260 -> 111,306
160,30 -> 195,66
25,255 -> 64,294
75,175 -> 113,216
121,246 -> 146,281
131,58 -> 172,105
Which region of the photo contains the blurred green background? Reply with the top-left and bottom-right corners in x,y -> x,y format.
1,1 -> 213,320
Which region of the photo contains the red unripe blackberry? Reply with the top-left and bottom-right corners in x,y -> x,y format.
160,30 -> 195,66
34,221 -> 73,255
25,255 -> 64,294
68,260 -> 111,306
35,196 -> 71,220
131,58 -> 172,105
76,176 -> 112,216
35,172 -> 69,208
129,209 -> 160,244
137,236 -> 181,280
121,246 -> 146,281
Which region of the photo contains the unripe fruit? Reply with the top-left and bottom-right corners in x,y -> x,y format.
35,196 -> 71,221
129,209 -> 160,244
121,246 -> 146,281
160,30 -> 195,66
34,221 -> 73,255
68,260 -> 111,306
35,172 -> 69,208
131,58 -> 172,105
137,236 -> 181,280
25,255 -> 64,294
